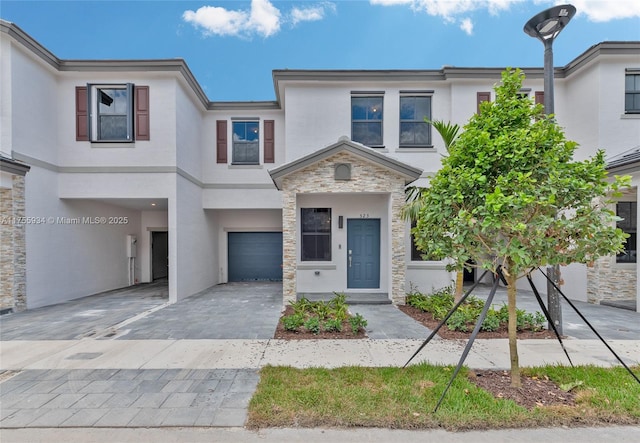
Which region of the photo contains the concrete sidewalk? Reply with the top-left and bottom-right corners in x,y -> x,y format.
1,281 -> 639,438
1,337 -> 638,429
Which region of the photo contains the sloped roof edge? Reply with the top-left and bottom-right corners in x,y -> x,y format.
269,137 -> 422,190
606,145 -> 640,173
0,155 -> 31,176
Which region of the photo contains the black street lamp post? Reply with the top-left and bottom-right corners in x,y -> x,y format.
524,4 -> 576,335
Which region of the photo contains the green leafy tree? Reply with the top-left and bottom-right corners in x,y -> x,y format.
412,68 -> 630,387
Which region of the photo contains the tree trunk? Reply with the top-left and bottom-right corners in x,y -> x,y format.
454,271 -> 464,303
504,260 -> 521,388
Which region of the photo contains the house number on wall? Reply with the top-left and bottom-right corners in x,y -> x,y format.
359,213 -> 370,218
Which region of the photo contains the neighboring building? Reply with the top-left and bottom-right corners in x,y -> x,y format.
1,20 -> 638,313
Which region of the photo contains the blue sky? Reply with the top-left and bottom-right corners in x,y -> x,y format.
2,1 -> 639,101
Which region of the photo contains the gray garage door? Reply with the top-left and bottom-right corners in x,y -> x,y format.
228,232 -> 283,282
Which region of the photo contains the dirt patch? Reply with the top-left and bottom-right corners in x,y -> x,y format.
398,304 -> 559,340
274,306 -> 367,340
469,369 -> 576,409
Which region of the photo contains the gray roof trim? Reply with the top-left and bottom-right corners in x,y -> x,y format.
271,42 -> 640,102
4,20 -> 638,112
203,183 -> 274,189
0,156 -> 31,176
606,145 -> 640,173
1,20 -> 210,108
60,59 -> 209,108
210,101 -> 280,111
1,20 -> 59,70
272,69 -> 447,82
564,41 -> 640,78
269,138 -> 422,190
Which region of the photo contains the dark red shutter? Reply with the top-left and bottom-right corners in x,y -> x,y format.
264,120 -> 275,163
135,86 -> 150,141
535,91 -> 544,109
216,120 -> 228,163
477,92 -> 491,114
76,86 -> 88,141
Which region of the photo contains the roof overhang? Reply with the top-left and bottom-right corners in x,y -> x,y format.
0,156 -> 31,176
606,145 -> 640,175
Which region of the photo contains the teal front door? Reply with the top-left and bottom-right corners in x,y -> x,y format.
347,219 -> 380,289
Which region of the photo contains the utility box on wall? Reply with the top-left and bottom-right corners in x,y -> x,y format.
127,235 -> 137,258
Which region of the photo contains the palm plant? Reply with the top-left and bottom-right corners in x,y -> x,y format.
403,119 -> 465,301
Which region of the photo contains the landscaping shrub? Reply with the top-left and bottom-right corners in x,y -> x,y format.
406,286 -> 546,333
281,293 -> 367,335
282,313 -> 304,331
304,316 -> 321,334
348,313 -> 368,335
323,318 -> 343,332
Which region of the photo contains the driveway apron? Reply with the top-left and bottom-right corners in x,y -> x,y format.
0,282 -> 282,428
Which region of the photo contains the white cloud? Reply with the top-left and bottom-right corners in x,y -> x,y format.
183,5 -> 249,37
184,1 -> 336,39
370,0 -> 413,5
291,3 -> 337,26
567,0 -> 640,22
460,17 -> 474,35
372,0 -> 640,23
370,0 -> 521,29
411,0 -> 520,20
249,0 -> 281,37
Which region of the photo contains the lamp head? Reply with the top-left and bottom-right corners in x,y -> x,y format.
524,4 -> 576,42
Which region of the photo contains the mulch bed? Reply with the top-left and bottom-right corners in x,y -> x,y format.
469,369 -> 576,409
397,304 -> 559,340
273,306 -> 367,339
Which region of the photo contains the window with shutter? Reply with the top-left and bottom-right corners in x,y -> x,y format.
77,83 -> 150,143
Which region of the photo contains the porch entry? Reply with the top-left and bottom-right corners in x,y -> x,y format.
347,218 -> 380,289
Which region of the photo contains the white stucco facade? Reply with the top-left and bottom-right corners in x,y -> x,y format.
1,20 -> 639,312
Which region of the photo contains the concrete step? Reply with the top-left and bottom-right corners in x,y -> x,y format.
600,299 -> 637,311
297,293 -> 392,305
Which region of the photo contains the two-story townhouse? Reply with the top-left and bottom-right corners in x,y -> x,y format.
1,19 -> 638,314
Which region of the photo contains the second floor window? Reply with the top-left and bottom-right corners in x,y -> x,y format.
76,84 -> 149,142
91,84 -> 134,142
98,87 -> 130,140
232,121 -> 259,164
400,95 -> 431,147
352,95 -> 383,147
625,72 -> 640,114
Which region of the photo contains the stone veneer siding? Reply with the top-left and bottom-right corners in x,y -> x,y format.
586,255 -> 636,304
280,151 -> 408,305
0,175 -> 27,312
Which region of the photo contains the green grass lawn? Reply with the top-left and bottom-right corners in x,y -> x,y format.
247,364 -> 640,430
